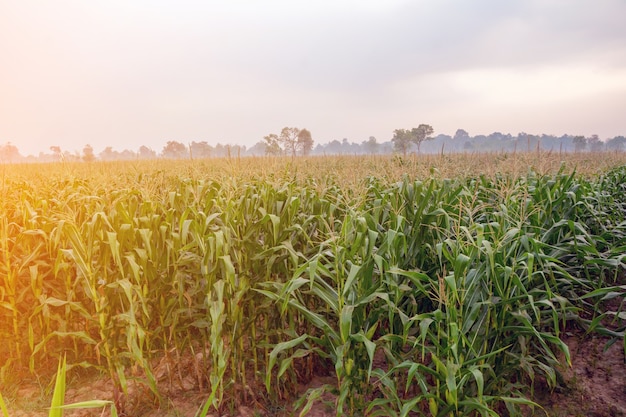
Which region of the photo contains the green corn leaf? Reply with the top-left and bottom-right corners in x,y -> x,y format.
277,348 -> 311,380
470,367 -> 484,401
351,332 -> 376,382
399,396 -> 422,417
342,263 -> 361,297
339,305 -> 354,343
266,333 -> 308,391
296,385 -> 330,417
194,398 -> 212,417
456,399 -> 499,416
48,355 -> 67,417
0,392 -> 9,417
57,400 -> 114,409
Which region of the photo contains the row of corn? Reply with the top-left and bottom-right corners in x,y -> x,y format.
1,161 -> 625,415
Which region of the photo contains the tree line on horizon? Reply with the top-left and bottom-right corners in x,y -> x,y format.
1,127 -> 625,163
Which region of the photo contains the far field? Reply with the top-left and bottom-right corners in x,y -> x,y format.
1,152 -> 625,416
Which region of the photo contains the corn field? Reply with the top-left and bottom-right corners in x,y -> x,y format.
1,153 -> 625,416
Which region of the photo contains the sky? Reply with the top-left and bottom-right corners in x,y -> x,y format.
1,0 -> 626,156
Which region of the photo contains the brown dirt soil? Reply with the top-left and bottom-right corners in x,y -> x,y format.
532,333 -> 626,417
3,333 -> 625,417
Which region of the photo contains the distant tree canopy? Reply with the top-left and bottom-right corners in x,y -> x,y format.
392,124 -> 434,155
3,130 -> 626,163
138,146 -> 157,159
607,136 -> 626,151
190,141 -> 212,158
391,129 -> 413,156
162,141 -> 188,159
49,146 -> 62,161
573,136 -> 587,152
0,142 -> 21,163
82,144 -> 95,162
453,129 -> 470,142
100,146 -> 137,161
297,128 -> 314,156
263,127 -> 314,157
363,136 -> 379,154
588,134 -> 604,152
263,134 -> 282,156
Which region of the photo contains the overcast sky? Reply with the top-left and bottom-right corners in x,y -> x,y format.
2,0 -> 626,156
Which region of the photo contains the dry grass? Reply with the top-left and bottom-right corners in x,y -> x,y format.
3,151 -> 626,192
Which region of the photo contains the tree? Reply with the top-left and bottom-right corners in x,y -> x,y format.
392,124 -> 435,155
391,129 -> 413,156
411,124 -> 434,153
453,129 -> 470,142
0,142 -> 21,163
573,135 -> 587,152
279,127 -> 300,157
297,128 -> 314,156
211,143 -> 227,157
62,151 -> 80,162
263,134 -> 282,156
363,136 -> 379,154
190,141 -> 213,159
343,139 -> 360,154
230,144 -> 245,158
50,146 -> 62,161
246,141 -> 268,156
161,141 -> 187,159
138,146 -> 156,159
82,144 -> 95,162
99,146 -> 117,161
606,136 -> 626,151
326,140 -> 343,154
588,134 -> 604,152
264,127 -> 313,157
118,149 -> 137,160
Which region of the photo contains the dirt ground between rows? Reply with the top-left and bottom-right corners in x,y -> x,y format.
533,333 -> 626,417
4,332 -> 625,417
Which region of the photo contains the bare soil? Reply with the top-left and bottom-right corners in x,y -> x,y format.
532,333 -> 626,417
3,333 -> 624,417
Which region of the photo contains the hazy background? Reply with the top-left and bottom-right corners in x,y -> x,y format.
2,0 -> 626,156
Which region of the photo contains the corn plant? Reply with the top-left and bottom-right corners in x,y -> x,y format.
2,155 -> 626,416
0,392 -> 7,417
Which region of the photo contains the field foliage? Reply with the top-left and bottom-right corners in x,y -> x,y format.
1,153 -> 625,416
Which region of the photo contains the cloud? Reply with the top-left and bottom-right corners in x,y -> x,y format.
1,0 -> 625,155
193,0 -> 626,98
